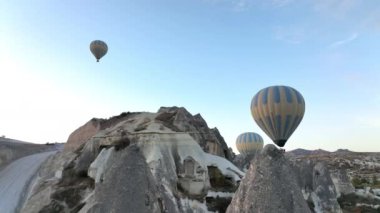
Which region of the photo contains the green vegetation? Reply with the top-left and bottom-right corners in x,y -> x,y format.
372,175 -> 380,188
338,193 -> 380,213
352,177 -> 368,188
352,176 -> 380,188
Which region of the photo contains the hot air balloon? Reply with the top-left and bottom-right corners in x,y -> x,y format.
90,40 -> 108,62
236,132 -> 264,156
251,85 -> 305,147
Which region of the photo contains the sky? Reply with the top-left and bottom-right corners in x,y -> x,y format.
0,0 -> 379,152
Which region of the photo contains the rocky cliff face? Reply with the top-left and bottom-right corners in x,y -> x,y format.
156,107 -> 234,160
287,149 -> 380,213
65,119 -> 102,152
227,144 -> 311,213
21,107 -> 243,212
289,160 -> 342,213
64,112 -> 138,152
65,107 -> 234,160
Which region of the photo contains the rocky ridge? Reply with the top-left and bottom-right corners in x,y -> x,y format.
20,107 -> 243,212
65,107 -> 234,161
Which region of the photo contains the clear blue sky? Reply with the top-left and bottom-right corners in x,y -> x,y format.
1,0 -> 379,152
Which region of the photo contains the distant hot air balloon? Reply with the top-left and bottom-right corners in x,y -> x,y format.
251,85 -> 305,147
236,132 -> 264,156
90,40 -> 108,62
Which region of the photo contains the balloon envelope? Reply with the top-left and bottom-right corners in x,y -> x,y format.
251,85 -> 305,147
236,132 -> 264,156
90,40 -> 108,62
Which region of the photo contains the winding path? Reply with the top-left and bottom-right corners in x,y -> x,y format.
0,151 -> 55,213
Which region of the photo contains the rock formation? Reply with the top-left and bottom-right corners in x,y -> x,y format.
65,118 -> 102,152
2,107 -> 379,212
83,145 -> 163,213
227,144 -> 311,213
289,160 -> 342,213
64,112 -> 137,152
65,107 -> 234,160
330,169 -> 355,197
20,107 -> 244,212
287,148 -> 380,213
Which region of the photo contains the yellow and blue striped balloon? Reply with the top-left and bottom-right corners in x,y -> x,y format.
251,85 -> 305,147
236,132 -> 264,156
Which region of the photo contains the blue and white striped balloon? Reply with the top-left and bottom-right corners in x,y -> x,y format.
236,132 -> 264,156
251,85 -> 305,147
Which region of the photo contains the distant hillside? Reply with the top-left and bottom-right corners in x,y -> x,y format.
286,147 -> 380,212
287,148 -> 330,156
0,137 -> 61,169
286,148 -> 380,178
0,137 -> 32,144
